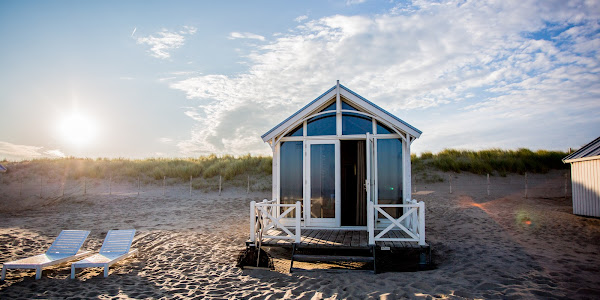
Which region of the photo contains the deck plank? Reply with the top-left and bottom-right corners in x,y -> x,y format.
343,231 -> 353,247
325,230 -> 337,246
359,231 -> 367,247
302,229 -> 318,246
351,231 -> 360,247
313,230 -> 327,246
334,230 -> 346,246
255,228 -> 425,250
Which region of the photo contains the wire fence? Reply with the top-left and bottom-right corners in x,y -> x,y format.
1,171 -> 571,202
0,174 -> 270,200
413,171 -> 571,199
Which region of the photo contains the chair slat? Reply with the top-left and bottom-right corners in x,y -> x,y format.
47,230 -> 90,255
99,229 -> 136,255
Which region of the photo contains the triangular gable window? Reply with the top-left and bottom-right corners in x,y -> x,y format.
320,101 -> 336,112
341,100 -> 358,111
376,121 -> 394,134
285,124 -> 303,137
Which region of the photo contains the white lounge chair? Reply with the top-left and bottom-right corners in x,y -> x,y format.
1,230 -> 91,280
71,229 -> 138,278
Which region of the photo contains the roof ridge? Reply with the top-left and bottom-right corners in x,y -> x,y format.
339,84 -> 422,134
563,136 -> 600,162
260,85 -> 336,139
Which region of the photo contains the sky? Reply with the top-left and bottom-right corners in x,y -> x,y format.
0,0 -> 598,160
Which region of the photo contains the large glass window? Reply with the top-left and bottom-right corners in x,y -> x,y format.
342,112 -> 372,135
280,141 -> 303,217
285,124 -> 303,137
307,112 -> 336,136
376,139 -> 403,218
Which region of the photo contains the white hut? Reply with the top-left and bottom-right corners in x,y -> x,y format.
249,81 -> 427,259
563,137 -> 600,217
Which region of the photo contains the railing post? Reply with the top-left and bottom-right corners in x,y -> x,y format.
295,201 -> 301,243
367,201 -> 375,245
412,200 -> 418,233
250,201 -> 256,243
418,201 -> 426,246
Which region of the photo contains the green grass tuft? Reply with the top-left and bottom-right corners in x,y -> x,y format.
412,148 -> 568,175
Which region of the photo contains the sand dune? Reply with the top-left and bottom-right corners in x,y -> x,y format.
1,170 -> 599,299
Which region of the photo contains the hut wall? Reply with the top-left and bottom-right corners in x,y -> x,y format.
571,159 -> 600,217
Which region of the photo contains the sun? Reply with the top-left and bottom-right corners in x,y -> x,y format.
59,113 -> 97,146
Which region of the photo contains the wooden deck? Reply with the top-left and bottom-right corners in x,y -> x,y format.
256,229 -> 427,250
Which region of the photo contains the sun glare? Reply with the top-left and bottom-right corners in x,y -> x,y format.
59,113 -> 97,146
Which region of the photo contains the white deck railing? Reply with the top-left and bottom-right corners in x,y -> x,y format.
250,199 -> 301,244
368,200 -> 426,246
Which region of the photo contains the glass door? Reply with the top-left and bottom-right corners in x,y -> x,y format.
305,140 -> 340,227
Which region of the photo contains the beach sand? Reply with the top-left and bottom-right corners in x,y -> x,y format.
1,170 -> 599,299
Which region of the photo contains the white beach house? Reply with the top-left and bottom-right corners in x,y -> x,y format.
248,81 -> 428,263
563,137 -> 600,217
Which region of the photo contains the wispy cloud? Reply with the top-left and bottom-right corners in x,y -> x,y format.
157,137 -> 173,144
294,15 -> 308,22
169,0 -> 600,156
228,32 -> 266,41
346,0 -> 366,5
0,141 -> 65,161
130,27 -> 137,37
44,149 -> 66,158
136,26 -> 197,59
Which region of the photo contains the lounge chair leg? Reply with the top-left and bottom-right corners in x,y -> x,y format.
1,266 -> 6,280
35,267 -> 42,280
71,265 -> 76,279
104,265 -> 109,277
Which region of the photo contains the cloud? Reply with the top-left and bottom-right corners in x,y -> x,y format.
136,27 -> 197,59
295,15 -> 308,22
228,32 -> 266,41
346,0 -> 367,5
44,149 -> 66,158
157,137 -> 174,144
0,141 -> 65,161
169,0 -> 600,156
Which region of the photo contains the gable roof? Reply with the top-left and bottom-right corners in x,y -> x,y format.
261,83 -> 422,142
563,136 -> 600,163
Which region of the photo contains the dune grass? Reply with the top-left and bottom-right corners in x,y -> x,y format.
412,148 -> 569,176
6,154 -> 272,183
3,148 -> 568,188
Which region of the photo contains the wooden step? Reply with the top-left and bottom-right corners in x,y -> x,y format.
292,254 -> 374,263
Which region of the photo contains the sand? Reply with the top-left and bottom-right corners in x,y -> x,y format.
1,170 -> 599,299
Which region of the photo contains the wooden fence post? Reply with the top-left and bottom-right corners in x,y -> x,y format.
109,175 -> 112,195
247,175 -> 250,194
190,175 -> 193,197
62,179 -> 65,197
40,176 -> 43,198
449,174 -> 452,194
163,176 -> 166,196
137,176 -> 140,196
525,172 -> 528,199
219,175 -> 222,196
564,172 -> 568,199
487,173 -> 490,196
